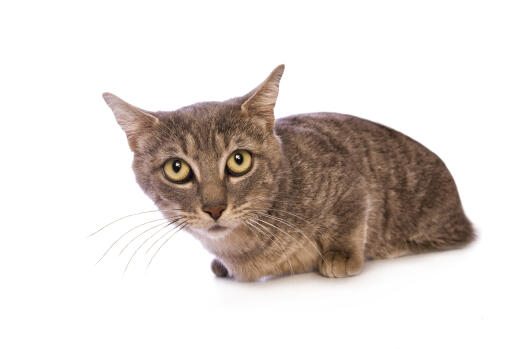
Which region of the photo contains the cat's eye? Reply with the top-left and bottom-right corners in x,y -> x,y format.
226,150 -> 252,176
163,158 -> 192,183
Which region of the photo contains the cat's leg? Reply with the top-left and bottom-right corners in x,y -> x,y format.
211,258 -> 229,277
317,196 -> 368,278
229,256 -> 306,281
317,244 -> 365,278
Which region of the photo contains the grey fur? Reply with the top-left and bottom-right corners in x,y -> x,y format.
103,65 -> 474,281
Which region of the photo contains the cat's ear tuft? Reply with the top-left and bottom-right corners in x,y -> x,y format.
102,93 -> 159,152
241,64 -> 285,130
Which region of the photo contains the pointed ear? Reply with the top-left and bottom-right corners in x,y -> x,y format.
241,64 -> 285,130
102,93 -> 159,152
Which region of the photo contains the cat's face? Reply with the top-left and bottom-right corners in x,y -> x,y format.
104,65 -> 285,241
132,102 -> 283,239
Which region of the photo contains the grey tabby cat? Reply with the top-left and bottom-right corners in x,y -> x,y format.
103,65 -> 474,281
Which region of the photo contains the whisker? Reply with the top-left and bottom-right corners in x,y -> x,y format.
249,205 -> 327,249
247,216 -> 305,259
145,219 -> 188,255
119,221 -> 172,256
238,190 -> 311,204
248,215 -> 300,246
229,202 -> 256,216
246,218 -> 286,247
88,208 -> 184,237
122,221 -> 176,274
122,216 -> 184,256
121,216 -> 188,273
248,213 -> 326,264
244,220 -> 275,246
244,220 -> 294,276
256,211 -> 326,263
146,220 -> 189,269
95,218 -> 169,264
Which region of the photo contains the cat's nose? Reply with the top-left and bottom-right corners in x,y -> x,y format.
202,204 -> 226,220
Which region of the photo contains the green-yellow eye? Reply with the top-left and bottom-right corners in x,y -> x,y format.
163,158 -> 192,183
226,150 -> 252,176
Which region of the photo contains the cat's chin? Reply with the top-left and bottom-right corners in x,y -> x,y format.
208,224 -> 228,232
188,225 -> 232,241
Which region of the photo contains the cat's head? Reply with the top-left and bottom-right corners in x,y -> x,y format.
103,65 -> 285,241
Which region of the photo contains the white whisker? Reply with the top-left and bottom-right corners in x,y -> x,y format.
245,220 -> 294,276
145,219 -> 188,255
89,208 -> 184,237
248,212 -> 326,264
95,218 -> 170,265
146,220 -> 190,269
119,221 -> 170,256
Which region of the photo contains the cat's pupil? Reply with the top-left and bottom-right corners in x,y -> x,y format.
234,153 -> 243,165
172,160 -> 182,173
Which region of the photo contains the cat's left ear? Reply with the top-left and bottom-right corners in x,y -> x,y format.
241,64 -> 285,131
103,93 -> 159,152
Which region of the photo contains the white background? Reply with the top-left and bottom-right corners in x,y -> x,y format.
1,1 -> 510,348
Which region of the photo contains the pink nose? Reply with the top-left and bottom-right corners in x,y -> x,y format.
202,205 -> 226,220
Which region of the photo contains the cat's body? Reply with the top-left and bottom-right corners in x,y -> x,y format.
205,112 -> 473,280
104,65 -> 473,281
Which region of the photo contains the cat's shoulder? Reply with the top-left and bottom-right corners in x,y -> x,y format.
275,112 -> 372,133
277,112 -> 353,123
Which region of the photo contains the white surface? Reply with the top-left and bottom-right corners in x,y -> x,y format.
1,1 -> 510,348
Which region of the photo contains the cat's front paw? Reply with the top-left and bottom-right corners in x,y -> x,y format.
211,259 -> 229,278
318,250 -> 364,278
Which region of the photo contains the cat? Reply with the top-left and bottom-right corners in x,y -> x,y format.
103,65 -> 474,281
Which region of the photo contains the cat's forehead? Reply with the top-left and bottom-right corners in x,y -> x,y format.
151,101 -> 266,159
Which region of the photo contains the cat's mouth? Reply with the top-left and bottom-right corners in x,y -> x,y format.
208,224 -> 228,232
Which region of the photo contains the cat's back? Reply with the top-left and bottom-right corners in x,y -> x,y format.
276,112 -> 417,147
274,112 -> 437,169
274,112 -> 357,157
274,112 -> 450,210
276,112 -> 358,141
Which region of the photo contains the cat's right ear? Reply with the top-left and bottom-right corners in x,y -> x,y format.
102,93 -> 159,152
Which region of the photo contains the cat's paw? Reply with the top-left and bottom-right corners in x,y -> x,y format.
317,250 -> 364,278
211,259 -> 229,278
